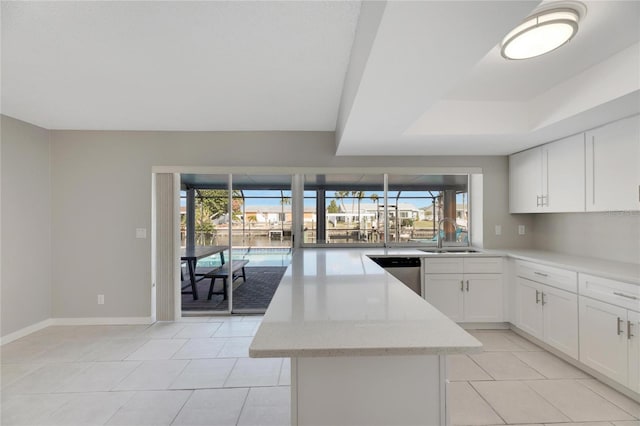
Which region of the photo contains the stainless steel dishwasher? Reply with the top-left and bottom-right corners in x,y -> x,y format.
370,257 -> 422,296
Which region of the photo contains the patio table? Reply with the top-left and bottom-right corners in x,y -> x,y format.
180,245 -> 228,300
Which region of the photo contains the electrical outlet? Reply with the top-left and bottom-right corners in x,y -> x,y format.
495,225 -> 502,236
98,294 -> 104,305
518,225 -> 526,235
136,228 -> 147,239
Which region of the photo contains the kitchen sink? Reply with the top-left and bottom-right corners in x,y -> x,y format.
419,249 -> 480,254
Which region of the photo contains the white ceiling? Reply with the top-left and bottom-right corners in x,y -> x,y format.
1,1 -> 360,131
2,1 -> 639,155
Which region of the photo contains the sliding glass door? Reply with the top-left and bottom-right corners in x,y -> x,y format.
180,174 -> 232,314
180,173 -> 292,315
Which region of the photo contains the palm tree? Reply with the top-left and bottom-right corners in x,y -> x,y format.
334,191 -> 349,214
352,191 -> 365,228
280,194 -> 291,235
370,193 -> 380,241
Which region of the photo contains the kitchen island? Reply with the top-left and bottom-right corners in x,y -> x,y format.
249,248 -> 482,426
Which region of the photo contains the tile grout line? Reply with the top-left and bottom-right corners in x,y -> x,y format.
466,379 -> 508,426
165,358 -> 194,391
169,389 -> 196,426
522,378 -> 600,423
235,387 -> 252,426
222,357 -> 242,388
509,351 -> 555,380
573,379 -> 640,420
465,352 -> 497,380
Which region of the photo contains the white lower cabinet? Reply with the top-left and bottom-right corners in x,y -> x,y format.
424,257 -> 503,323
511,260 -> 640,396
516,277 -> 544,338
516,277 -> 579,358
578,273 -> 640,392
465,274 -> 504,322
543,285 -> 579,359
629,310 -> 639,393
579,296 -> 631,385
514,260 -> 579,359
423,274 -> 465,322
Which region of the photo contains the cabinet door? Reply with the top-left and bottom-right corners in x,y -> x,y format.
542,285 -> 579,359
424,274 -> 464,322
464,274 -> 503,322
516,277 -> 543,338
509,147 -> 543,213
544,133 -> 585,212
628,310 -> 639,393
579,296 -> 629,384
586,115 -> 640,212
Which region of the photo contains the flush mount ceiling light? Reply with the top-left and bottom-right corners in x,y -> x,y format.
501,6 -> 584,60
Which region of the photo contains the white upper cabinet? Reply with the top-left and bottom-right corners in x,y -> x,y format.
585,115 -> 640,212
509,147 -> 543,213
509,133 -> 585,213
544,133 -> 585,212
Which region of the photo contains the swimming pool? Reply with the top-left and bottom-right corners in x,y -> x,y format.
196,247 -> 292,268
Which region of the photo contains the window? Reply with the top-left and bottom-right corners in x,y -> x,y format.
303,174 -> 384,245
303,173 -> 469,247
386,174 -> 469,246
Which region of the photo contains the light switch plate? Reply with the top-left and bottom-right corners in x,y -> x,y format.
518,225 -> 526,235
495,225 -> 502,236
136,228 -> 147,239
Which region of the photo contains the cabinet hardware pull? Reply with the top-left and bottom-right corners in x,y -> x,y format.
534,272 -> 548,277
460,280 -> 464,292
535,290 -> 540,304
617,317 -> 624,336
536,195 -> 540,207
466,280 -> 469,292
628,321 -> 634,340
541,292 -> 546,306
613,292 -> 638,300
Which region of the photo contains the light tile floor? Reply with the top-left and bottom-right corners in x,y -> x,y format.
1,318 -> 639,426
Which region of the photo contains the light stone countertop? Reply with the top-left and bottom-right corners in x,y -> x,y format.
249,248 -> 483,358
484,248 -> 640,285
249,246 -> 640,358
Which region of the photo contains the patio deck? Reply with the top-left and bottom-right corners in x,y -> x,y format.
181,266 -> 287,312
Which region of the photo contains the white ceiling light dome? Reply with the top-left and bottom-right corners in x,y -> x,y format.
501,3 -> 586,60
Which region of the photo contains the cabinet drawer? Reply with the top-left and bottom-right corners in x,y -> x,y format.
463,257 -> 503,274
515,260 -> 577,293
579,273 -> 640,312
424,258 -> 463,274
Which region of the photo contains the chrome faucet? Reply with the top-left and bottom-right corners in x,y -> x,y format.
437,217 -> 458,249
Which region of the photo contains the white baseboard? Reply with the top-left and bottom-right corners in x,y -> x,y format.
51,317 -> 154,326
1,316 -> 154,345
0,318 -> 53,345
460,322 -> 509,330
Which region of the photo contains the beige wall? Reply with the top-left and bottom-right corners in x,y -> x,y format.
1,116 -> 52,336
48,128 -> 533,319
3,115 -> 636,333
532,212 -> 640,264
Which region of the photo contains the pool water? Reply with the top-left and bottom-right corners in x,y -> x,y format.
197,247 -> 292,268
